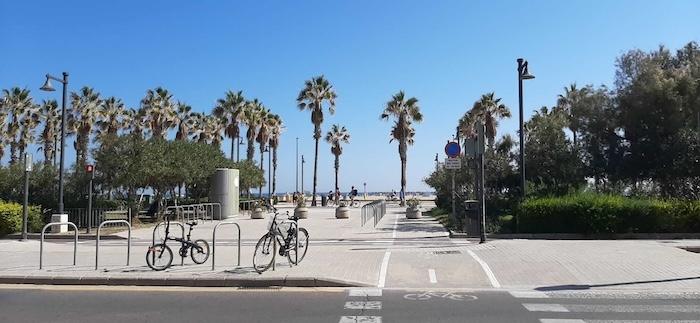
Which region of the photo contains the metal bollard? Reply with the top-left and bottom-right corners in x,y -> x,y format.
40,222 -> 78,269
95,220 -> 131,270
211,221 -> 241,270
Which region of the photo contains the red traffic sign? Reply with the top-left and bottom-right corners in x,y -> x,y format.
85,164 -> 94,173
444,141 -> 461,158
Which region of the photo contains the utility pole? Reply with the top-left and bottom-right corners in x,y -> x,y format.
477,122 -> 486,243
301,155 -> 305,194
268,147 -> 271,199
296,137 -> 299,193
21,153 -> 32,241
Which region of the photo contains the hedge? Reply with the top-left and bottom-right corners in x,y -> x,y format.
519,193 -> 700,234
0,201 -> 43,235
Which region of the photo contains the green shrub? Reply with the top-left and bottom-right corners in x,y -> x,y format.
519,193 -> 700,234
0,201 -> 43,235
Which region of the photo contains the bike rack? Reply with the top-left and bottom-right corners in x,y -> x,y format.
211,220 -> 241,270
152,221 -> 185,266
95,220 -> 131,270
40,222 -> 78,269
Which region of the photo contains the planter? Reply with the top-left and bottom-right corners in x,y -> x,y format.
294,207 -> 309,219
406,207 -> 421,219
335,206 -> 350,219
251,208 -> 265,219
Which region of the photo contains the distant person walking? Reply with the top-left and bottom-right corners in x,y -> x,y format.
350,186 -> 358,205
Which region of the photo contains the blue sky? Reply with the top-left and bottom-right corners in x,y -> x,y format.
1,0 -> 699,193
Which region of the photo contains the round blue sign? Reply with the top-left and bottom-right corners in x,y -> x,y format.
445,141 -> 461,158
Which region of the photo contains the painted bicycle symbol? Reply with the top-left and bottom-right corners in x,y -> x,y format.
403,291 -> 478,301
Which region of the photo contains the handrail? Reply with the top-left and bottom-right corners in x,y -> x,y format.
95,220 -> 131,270
211,221 -> 241,270
40,222 -> 78,269
152,221 -> 185,266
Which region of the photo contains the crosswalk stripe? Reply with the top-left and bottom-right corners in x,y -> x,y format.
542,320 -> 700,323
510,291 -> 549,298
339,316 -> 382,323
525,303 -> 700,313
348,288 -> 382,297
523,303 -> 569,312
344,301 -> 382,310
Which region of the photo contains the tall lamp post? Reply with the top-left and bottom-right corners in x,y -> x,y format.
266,145 -> 271,199
296,137 -> 299,193
40,72 -> 69,216
517,58 -> 535,201
301,155 -> 305,194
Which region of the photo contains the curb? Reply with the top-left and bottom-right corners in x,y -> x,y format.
447,230 -> 700,240
0,275 -> 368,288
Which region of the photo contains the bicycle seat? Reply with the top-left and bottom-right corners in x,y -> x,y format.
186,221 -> 198,227
288,215 -> 300,221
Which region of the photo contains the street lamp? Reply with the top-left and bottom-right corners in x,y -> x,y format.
40,72 -> 69,216
296,137 -> 299,193
236,138 -> 244,162
517,58 -> 535,202
301,155 -> 305,194
266,146 -> 271,198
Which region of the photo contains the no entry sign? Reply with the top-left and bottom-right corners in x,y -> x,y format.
444,141 -> 461,158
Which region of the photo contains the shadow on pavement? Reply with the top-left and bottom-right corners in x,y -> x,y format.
535,276 -> 700,291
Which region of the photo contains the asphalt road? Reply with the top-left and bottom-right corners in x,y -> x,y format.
2,285 -> 700,323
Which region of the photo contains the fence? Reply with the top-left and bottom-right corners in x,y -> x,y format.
64,208 -> 130,228
167,203 -> 221,222
361,200 -> 386,227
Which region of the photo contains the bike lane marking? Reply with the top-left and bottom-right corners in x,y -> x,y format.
466,249 -> 501,288
377,213 -> 399,288
428,269 -> 437,283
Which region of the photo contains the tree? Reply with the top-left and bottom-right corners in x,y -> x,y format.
174,102 -> 195,141
17,100 -> 40,161
95,96 -> 126,143
255,108 -> 273,197
268,114 -> 283,196
124,107 -> 149,137
140,87 -> 176,139
69,86 -> 102,166
214,90 -> 246,160
381,91 -> 422,206
325,124 -> 350,203
241,99 -> 263,161
459,92 -> 511,147
3,87 -> 34,164
297,75 -> 337,206
38,99 -> 60,166
556,84 -> 590,147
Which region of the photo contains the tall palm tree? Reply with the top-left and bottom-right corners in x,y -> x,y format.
241,99 -> 263,161
297,75 -> 337,206
325,124 -> 350,204
0,94 -> 8,164
140,87 -> 177,139
214,90 -> 246,160
3,87 -> 34,164
68,86 -> 102,165
459,92 -> 511,147
95,96 -> 126,143
556,83 -> 589,147
205,114 -> 225,147
268,114 -> 283,196
381,91 -> 422,206
256,108 -> 273,198
124,107 -> 149,137
39,99 -> 60,166
17,103 -> 40,162
174,102 -> 195,141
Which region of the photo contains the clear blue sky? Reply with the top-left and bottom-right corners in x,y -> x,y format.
1,1 -> 699,193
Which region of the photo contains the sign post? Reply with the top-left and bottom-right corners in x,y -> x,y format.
444,141 -> 461,229
21,153 -> 33,241
86,164 -> 95,234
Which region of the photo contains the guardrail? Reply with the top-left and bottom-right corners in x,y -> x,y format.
167,202 -> 222,222
152,221 -> 185,266
65,208 -> 128,228
40,222 -> 78,269
211,221 -> 241,270
95,220 -> 131,270
361,200 -> 386,227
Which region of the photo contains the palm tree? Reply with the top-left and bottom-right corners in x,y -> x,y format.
3,87 -> 34,164
556,83 -> 590,147
124,107 -> 149,137
0,95 -> 8,164
38,99 -> 60,166
297,75 -> 337,206
140,87 -> 177,139
214,90 -> 246,160
68,86 -> 102,165
459,92 -> 511,147
174,102 -> 195,141
268,114 -> 283,196
255,108 -> 273,198
325,124 -> 350,204
17,103 -> 41,162
241,99 -> 263,161
381,91 -> 422,206
95,96 -> 126,143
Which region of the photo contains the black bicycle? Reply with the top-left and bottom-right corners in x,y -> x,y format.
252,206 -> 309,274
146,213 -> 210,271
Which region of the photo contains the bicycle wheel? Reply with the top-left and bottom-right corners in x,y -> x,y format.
190,239 -> 210,264
287,228 -> 309,265
253,233 -> 276,274
146,243 -> 173,271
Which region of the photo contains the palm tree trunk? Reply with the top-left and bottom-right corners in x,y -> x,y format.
247,136 -> 255,161
399,139 -> 407,206
312,125 -> 320,207
272,147 -> 278,195
259,147 -> 264,198
334,154 -> 339,204
230,136 -> 235,161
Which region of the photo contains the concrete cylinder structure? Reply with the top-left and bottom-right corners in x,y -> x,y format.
209,168 -> 240,219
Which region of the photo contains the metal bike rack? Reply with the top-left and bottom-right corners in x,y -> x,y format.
95,220 -> 131,270
40,222 -> 78,269
211,221 -> 241,270
152,221 -> 185,266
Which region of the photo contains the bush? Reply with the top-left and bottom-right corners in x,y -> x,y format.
0,201 -> 43,235
519,193 -> 700,234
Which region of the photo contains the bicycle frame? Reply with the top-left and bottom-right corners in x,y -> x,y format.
261,211 -> 300,270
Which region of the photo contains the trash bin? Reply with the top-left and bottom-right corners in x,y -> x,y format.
321,194 -> 328,206
463,200 -> 479,236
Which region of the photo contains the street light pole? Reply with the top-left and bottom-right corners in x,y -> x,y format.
268,146 -> 271,199
301,155 -> 305,194
296,137 -> 299,193
517,58 -> 535,201
40,72 -> 68,216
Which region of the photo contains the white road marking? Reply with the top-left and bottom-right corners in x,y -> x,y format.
466,249 -> 501,288
539,320 -> 584,323
428,269 -> 437,283
339,316 -> 382,323
377,213 -> 398,288
542,320 -> 700,323
349,288 -> 382,297
344,301 -> 382,310
522,303 -> 570,312
510,291 -> 549,298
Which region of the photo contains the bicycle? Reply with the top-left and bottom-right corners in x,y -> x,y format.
146,211 -> 210,271
252,205 -> 309,274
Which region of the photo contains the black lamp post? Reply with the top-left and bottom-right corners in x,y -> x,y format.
40,72 -> 69,216
517,59 -> 535,201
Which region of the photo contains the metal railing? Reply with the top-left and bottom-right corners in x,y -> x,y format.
211,221 -> 241,270
40,222 -> 78,269
361,200 -> 386,227
167,202 -> 222,222
95,220 -> 131,270
64,208 -> 129,228
151,221 -> 185,266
